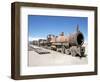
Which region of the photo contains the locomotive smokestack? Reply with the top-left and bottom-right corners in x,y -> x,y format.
60,32 -> 64,36
76,24 -> 80,32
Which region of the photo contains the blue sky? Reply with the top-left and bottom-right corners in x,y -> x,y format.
28,15 -> 88,42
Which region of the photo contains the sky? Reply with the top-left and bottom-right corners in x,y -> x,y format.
28,15 -> 88,42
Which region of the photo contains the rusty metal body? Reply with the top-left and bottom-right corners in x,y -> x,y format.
47,32 -> 84,46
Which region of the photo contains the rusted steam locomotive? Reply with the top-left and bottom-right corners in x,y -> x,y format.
33,25 -> 85,57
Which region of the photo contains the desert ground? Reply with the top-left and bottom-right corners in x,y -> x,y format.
28,44 -> 88,66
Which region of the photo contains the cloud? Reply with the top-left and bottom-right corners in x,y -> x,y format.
29,37 -> 46,41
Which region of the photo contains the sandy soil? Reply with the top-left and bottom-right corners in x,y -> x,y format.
28,45 -> 88,66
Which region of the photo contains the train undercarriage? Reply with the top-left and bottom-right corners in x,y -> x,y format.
47,42 -> 85,57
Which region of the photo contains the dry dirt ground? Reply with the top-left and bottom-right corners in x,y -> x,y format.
28,45 -> 88,66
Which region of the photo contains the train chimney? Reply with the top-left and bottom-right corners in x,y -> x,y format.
60,32 -> 64,36
76,24 -> 80,32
